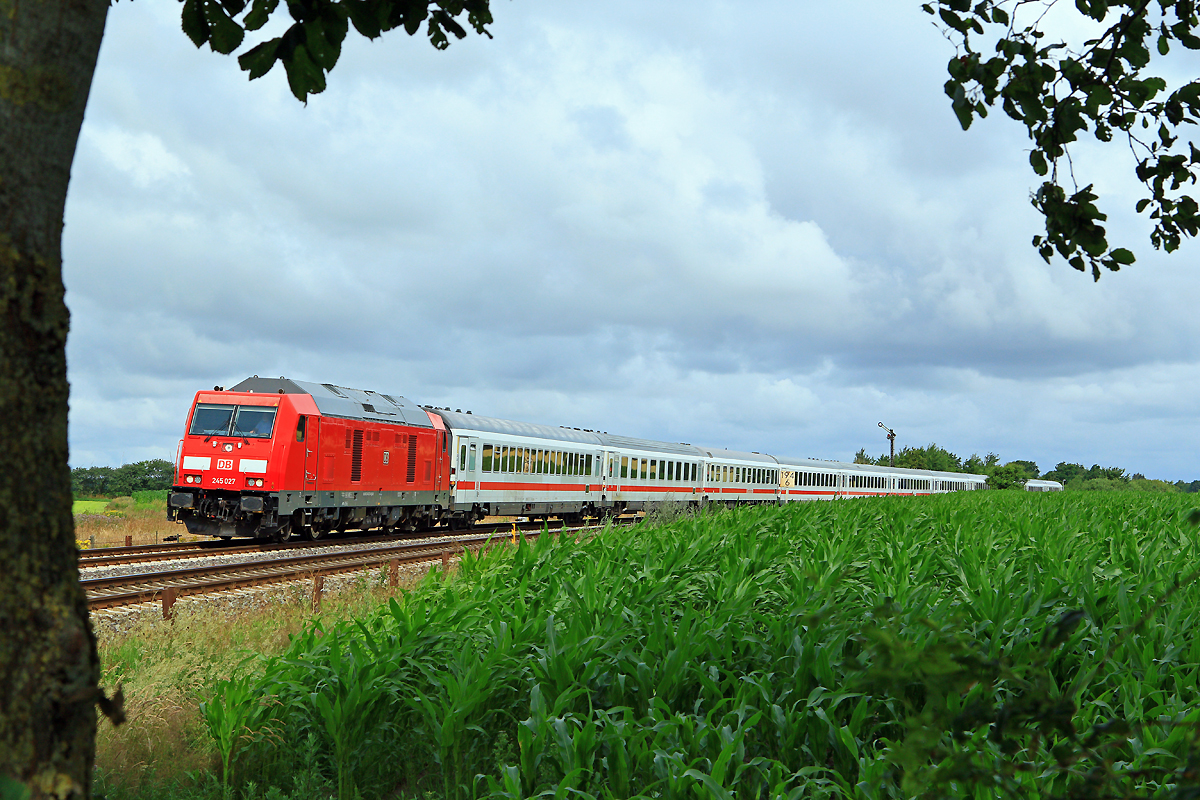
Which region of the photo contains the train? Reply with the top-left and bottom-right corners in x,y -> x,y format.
167,376 -> 1000,541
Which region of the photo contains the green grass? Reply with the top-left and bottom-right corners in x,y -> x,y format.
73,499 -> 108,514
97,492 -> 1200,800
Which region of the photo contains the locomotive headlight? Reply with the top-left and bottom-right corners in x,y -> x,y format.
185,475 -> 193,484
224,443 -> 234,452
256,479 -> 264,487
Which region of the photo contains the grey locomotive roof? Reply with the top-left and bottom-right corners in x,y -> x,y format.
228,377 -> 433,429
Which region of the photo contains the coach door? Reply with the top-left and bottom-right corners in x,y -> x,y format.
458,436 -> 481,502
603,451 -> 618,497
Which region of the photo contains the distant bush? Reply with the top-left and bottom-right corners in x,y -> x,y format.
71,459 -> 174,497
1128,478 -> 1180,493
132,489 -> 168,505
1068,477 -> 1128,491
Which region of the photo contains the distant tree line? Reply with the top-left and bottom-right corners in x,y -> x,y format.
853,444 -> 1197,492
71,459 -> 174,497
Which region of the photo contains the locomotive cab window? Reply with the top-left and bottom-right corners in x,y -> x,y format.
295,415 -> 306,442
191,404 -> 277,439
189,404 -> 236,436
232,406 -> 277,439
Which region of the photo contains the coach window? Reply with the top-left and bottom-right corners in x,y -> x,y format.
586,454 -> 594,475
460,445 -> 467,471
621,457 -> 629,478
468,444 -> 476,471
482,445 -> 493,471
648,460 -> 657,480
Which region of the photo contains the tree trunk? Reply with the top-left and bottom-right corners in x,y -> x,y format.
0,0 -> 110,796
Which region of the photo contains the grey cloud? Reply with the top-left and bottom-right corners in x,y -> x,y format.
60,0 -> 1200,481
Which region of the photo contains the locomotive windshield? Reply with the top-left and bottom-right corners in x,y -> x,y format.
232,406 -> 276,438
188,404 -> 276,439
189,404 -> 235,436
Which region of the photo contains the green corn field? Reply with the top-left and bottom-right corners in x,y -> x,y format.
201,492 -> 1200,800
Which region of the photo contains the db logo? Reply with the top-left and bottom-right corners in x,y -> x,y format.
217,459 -> 234,470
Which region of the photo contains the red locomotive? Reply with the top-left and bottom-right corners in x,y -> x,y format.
167,377 -> 450,541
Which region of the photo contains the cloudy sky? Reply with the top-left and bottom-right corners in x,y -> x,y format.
64,0 -> 1200,481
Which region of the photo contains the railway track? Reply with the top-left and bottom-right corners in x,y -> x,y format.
84,522 -> 610,615
77,519 -> 587,568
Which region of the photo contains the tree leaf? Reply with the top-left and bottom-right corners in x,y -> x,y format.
282,43 -> 326,101
181,0 -> 211,48
244,0 -> 279,32
238,38 -> 281,79
205,0 -> 246,55
1030,149 -> 1049,176
1109,247 -> 1135,264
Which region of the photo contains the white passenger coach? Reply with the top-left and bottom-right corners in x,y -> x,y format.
431,409 -> 988,527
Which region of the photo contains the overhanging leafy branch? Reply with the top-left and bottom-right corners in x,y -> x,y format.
924,0 -> 1200,279
178,0 -> 494,101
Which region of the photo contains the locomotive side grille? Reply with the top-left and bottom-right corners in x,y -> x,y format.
351,429 -> 363,482
407,436 -> 417,483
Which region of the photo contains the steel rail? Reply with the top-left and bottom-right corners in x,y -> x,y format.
77,519 -> 588,567
84,523 -> 610,612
